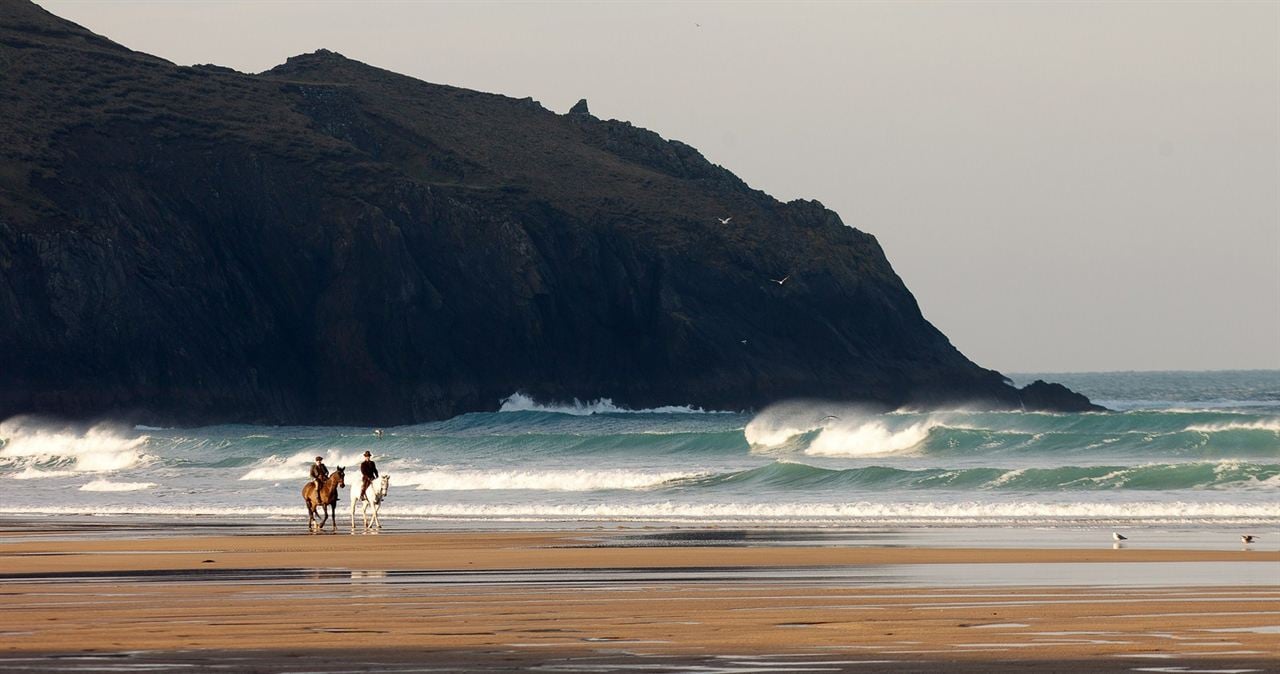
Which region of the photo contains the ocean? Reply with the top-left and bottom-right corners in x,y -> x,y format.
1,370 -> 1277,529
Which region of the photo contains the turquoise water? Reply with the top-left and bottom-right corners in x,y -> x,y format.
1,371 -> 1277,527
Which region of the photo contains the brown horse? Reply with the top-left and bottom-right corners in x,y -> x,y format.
303,467 -> 345,532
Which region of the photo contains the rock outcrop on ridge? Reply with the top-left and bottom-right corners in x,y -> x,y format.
0,1 -> 1103,425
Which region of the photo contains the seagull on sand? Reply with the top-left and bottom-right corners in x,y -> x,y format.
717,217 -> 732,225
1112,532 -> 1127,541
1242,534 -> 1257,544
770,274 -> 790,285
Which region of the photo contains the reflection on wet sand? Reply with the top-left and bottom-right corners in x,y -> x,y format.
0,528 -> 1277,673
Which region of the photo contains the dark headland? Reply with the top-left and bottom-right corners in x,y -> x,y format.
0,1 -> 1102,425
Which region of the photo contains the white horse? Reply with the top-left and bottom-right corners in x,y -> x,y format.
351,474 -> 390,532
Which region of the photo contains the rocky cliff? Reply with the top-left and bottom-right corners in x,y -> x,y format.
0,1 -> 1102,425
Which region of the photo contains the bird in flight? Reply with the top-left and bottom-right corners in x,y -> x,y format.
770,275 -> 790,285
1242,534 -> 1257,544
717,217 -> 732,225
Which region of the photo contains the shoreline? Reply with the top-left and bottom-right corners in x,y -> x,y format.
2,526 -> 1277,672
2,515 -> 1273,549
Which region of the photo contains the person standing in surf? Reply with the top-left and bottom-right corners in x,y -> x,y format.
358,451 -> 379,502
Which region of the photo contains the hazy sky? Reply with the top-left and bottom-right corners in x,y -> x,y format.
36,1 -> 1279,373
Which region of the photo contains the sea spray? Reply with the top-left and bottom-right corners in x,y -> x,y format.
744,402 -> 943,456
499,392 -> 731,415
0,416 -> 150,473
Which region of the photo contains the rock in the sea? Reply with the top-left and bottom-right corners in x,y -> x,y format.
1018,380 -> 1106,413
0,1 -> 1101,425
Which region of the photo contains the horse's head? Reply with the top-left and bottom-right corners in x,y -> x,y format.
380,474 -> 390,495
334,466 -> 346,488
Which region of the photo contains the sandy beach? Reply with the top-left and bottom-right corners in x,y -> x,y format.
1,524 -> 1276,673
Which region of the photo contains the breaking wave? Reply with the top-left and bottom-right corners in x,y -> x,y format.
742,403 -> 1280,458
690,460 -> 1280,492
498,392 -> 730,415
0,417 -> 150,474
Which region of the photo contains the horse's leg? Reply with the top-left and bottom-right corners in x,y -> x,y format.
371,502 -> 381,530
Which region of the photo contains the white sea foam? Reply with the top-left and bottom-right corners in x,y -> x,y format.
806,419 -> 938,457
0,416 -> 149,474
80,479 -> 156,492
395,468 -> 702,491
985,468 -> 1027,488
0,500 -> 1275,524
1185,419 -> 1280,433
239,454 -> 700,491
498,392 -> 729,415
240,449 -> 378,481
744,402 -> 939,456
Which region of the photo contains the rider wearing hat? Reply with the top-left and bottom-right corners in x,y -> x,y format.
359,451 -> 379,502
310,456 -> 329,493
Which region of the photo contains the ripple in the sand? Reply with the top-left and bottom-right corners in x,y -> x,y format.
1032,638 -> 1133,645
952,642 -> 1041,648
1198,625 -> 1280,634
581,637 -> 671,644
306,627 -> 388,634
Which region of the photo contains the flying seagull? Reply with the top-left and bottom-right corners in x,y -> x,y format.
1242,534 -> 1257,544
717,217 -> 732,224
770,275 -> 790,285
374,429 -> 384,439
819,415 -> 841,423
1112,532 -> 1127,541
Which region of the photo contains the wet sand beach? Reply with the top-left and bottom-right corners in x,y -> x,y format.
1,525 -> 1277,673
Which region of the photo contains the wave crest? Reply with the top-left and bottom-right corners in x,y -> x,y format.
1186,419 -> 1280,433
239,449 -> 373,481
745,403 -> 937,456
398,468 -> 701,491
498,393 -> 728,415
0,416 -> 149,474
80,479 -> 157,492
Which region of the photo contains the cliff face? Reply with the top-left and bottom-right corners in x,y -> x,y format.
0,2 -> 1101,425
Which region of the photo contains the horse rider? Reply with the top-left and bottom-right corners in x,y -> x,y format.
359,451 -> 379,501
310,456 -> 329,495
